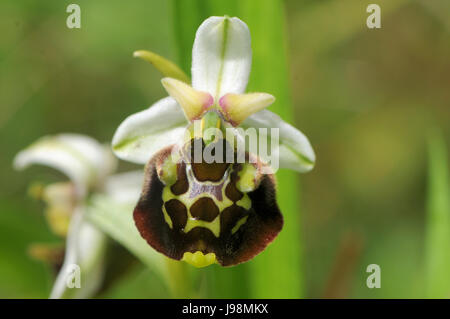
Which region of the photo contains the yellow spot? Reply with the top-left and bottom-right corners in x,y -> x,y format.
184,217 -> 221,237
158,155 -> 178,186
231,215 -> 249,234
182,251 -> 217,268
28,243 -> 63,264
162,205 -> 173,229
237,163 -> 257,193
162,186 -> 176,202
200,116 -> 205,132
27,182 -> 44,200
45,206 -> 71,237
236,194 -> 251,210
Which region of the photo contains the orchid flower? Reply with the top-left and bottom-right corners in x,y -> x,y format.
14,134 -> 143,298
112,16 -> 315,267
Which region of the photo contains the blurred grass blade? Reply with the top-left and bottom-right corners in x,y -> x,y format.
171,0 -> 303,298
425,132 -> 450,298
238,0 -> 302,298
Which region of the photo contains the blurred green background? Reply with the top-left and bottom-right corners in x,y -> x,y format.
0,0 -> 449,298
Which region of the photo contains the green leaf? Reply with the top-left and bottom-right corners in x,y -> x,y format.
425,131 -> 450,298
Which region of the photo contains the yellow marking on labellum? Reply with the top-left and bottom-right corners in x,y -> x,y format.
160,161 -> 253,236
158,155 -> 178,186
231,215 -> 249,234
236,163 -> 257,193
162,186 -> 177,202
236,193 -> 251,210
162,205 -> 173,229
184,213 -> 221,237
182,251 -> 217,268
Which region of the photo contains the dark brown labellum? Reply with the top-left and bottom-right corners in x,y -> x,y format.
133,141 -> 283,267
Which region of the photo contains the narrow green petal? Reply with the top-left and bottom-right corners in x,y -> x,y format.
425,131 -> 450,298
134,50 -> 190,83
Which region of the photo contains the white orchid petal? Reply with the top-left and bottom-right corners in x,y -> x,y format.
191,16 -> 252,100
104,170 -> 144,205
242,110 -> 316,172
50,210 -> 108,299
13,134 -> 114,197
112,97 -> 188,164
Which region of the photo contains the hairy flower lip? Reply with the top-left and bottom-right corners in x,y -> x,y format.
133,145 -> 284,267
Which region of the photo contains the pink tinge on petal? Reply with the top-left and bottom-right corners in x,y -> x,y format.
202,93 -> 215,112
218,94 -> 228,109
218,94 -> 236,125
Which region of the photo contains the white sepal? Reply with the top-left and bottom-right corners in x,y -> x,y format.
191,16 -> 252,100
111,97 -> 188,164
242,110 -> 316,172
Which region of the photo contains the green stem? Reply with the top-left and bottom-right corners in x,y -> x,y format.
425,130 -> 450,298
